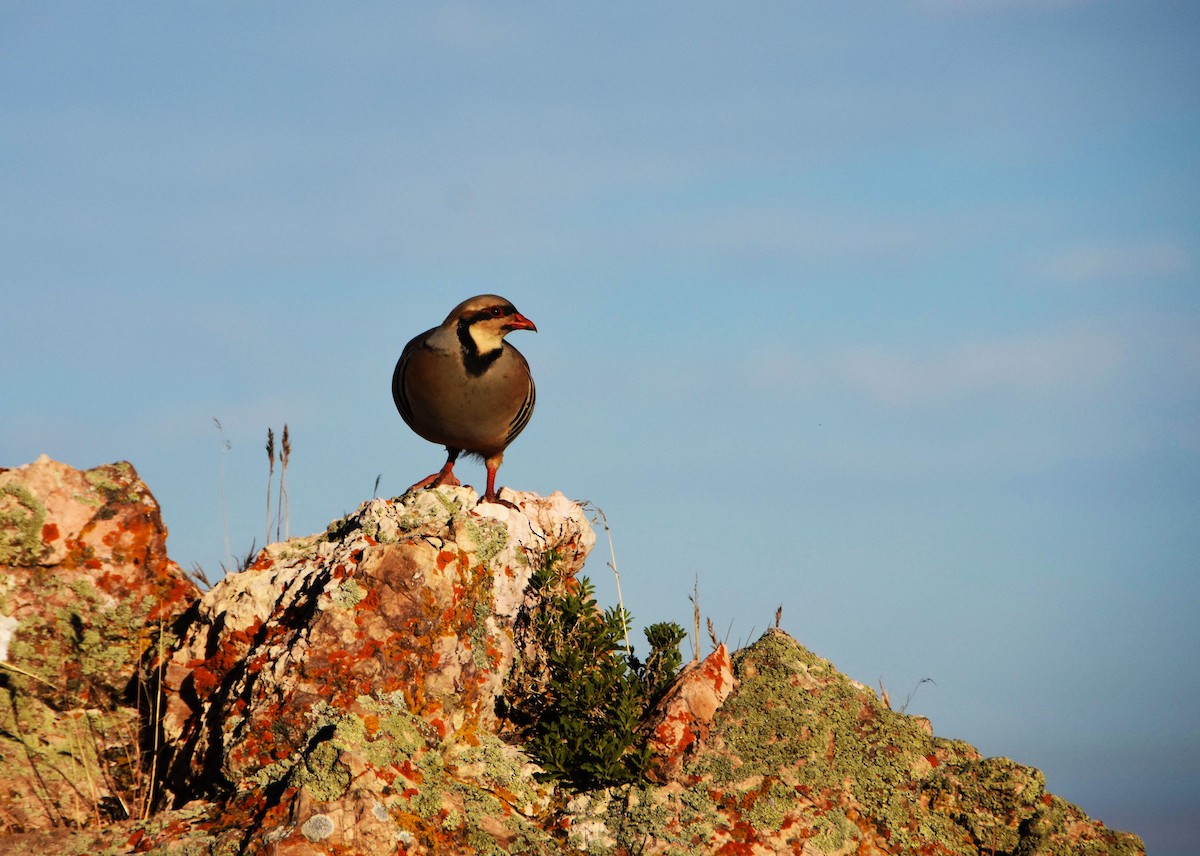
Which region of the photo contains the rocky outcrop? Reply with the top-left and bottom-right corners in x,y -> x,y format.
568,630 -> 1144,854
153,487 -> 593,853
0,458 -> 1145,854
0,456 -> 199,834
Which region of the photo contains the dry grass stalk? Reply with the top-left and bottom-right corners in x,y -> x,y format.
276,424 -> 291,542
586,504 -> 631,654
265,427 -> 275,546
142,611 -> 166,819
212,417 -> 232,569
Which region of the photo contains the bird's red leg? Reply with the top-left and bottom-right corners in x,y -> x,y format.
406,449 -> 462,493
478,453 -> 518,509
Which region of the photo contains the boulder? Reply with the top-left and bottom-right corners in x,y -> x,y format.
153,486 -> 593,853
570,629 -> 1145,854
0,456 -> 199,834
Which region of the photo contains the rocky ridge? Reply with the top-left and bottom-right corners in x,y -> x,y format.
0,457 -> 1145,854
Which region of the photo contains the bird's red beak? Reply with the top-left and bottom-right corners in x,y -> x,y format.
507,312 -> 537,332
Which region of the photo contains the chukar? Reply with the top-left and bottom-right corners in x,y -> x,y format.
392,295 -> 537,508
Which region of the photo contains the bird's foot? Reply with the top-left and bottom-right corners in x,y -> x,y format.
405,469 -> 461,494
477,489 -> 519,511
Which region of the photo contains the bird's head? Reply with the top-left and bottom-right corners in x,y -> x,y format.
448,294 -> 537,354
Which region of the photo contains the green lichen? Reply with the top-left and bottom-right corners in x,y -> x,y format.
324,493 -> 439,545
451,736 -> 539,803
85,801 -> 228,856
0,547 -> 193,833
685,629 -> 970,852
671,629 -> 1099,854
0,679 -> 143,828
357,506 -> 384,543
462,515 -> 508,564
431,489 -> 467,518
331,577 -> 367,609
467,572 -> 496,673
6,572 -> 147,698
84,462 -> 141,505
0,483 -> 47,565
61,577 -> 146,683
272,534 -> 320,560
742,776 -> 800,831
809,808 -> 855,852
423,736 -> 555,855
604,785 -> 681,853
2,632 -> 54,686
293,738 -> 352,802
675,785 -> 719,843
922,756 -> 1044,851
271,690 -> 560,854
390,492 -> 442,533
337,693 -> 430,763
256,693 -> 436,801
1010,793 -> 1143,856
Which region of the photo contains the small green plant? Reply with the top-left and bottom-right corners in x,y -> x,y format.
504,554 -> 686,790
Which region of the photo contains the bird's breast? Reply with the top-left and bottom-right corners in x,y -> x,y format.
398,344 -> 533,455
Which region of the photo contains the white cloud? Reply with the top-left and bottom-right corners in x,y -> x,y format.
841,327 -> 1125,405
747,325 -> 1127,407
652,205 -> 933,266
417,4 -> 522,46
1040,240 -> 1192,284
913,0 -> 1093,14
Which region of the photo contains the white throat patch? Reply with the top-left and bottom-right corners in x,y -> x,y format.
468,323 -> 505,354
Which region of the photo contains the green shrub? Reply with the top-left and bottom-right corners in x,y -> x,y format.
503,555 -> 686,789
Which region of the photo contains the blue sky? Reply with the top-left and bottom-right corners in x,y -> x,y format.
3,2 -> 1197,850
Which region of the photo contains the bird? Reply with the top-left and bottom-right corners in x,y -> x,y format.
392,294 -> 537,508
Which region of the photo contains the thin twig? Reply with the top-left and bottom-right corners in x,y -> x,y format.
144,611 -> 166,819
900,677 -> 936,714
0,661 -> 56,689
213,417 -> 232,569
67,712 -> 100,826
5,686 -> 66,826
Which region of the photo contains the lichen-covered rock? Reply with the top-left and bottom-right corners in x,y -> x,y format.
154,486 -> 593,853
0,458 -> 1146,854
0,455 -> 199,834
643,643 -> 734,784
565,629 -> 1145,855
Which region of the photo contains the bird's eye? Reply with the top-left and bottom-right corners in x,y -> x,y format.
489,307 -> 503,317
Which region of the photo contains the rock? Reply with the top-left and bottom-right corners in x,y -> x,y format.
644,643 -> 734,784
0,456 -> 199,833
153,486 -> 593,853
0,458 -> 1146,854
565,628 -> 1145,855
